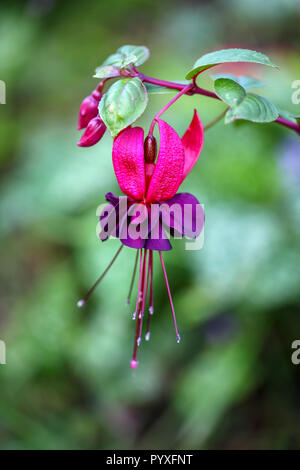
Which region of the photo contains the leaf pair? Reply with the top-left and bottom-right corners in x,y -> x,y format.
214,77 -> 279,124
94,45 -> 150,80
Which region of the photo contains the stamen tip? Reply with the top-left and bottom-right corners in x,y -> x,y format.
149,306 -> 154,315
137,337 -> 141,346
145,332 -> 150,341
130,359 -> 139,369
176,334 -> 181,344
77,299 -> 85,308
132,312 -> 137,320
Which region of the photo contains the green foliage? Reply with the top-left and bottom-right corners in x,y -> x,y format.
99,77 -> 148,136
93,65 -> 121,79
279,109 -> 300,124
225,92 -> 279,123
117,45 -> 150,66
212,74 -> 265,90
214,78 -> 279,124
214,78 -> 246,107
101,45 -> 150,68
186,48 -> 278,79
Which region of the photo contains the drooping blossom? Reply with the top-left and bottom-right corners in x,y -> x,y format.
78,111 -> 204,368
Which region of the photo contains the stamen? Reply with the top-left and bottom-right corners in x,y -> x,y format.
145,251 -> 154,339
126,250 -> 139,306
133,250 -> 143,318
131,249 -> 147,366
138,249 -> 151,342
158,251 -> 181,343
77,245 -> 123,307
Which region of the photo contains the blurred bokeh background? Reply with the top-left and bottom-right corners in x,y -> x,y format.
1,0 -> 300,450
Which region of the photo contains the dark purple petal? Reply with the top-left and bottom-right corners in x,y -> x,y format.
99,194 -> 128,241
105,192 -> 125,206
145,235 -> 172,251
161,192 -> 204,238
119,207 -> 147,249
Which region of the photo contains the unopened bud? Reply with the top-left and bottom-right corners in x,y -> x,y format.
144,135 -> 157,163
77,90 -> 102,130
77,116 -> 106,147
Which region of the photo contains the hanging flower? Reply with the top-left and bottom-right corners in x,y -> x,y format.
78,111 -> 204,369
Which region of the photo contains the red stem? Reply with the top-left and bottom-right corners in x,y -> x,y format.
148,84 -> 193,135
138,73 -> 300,135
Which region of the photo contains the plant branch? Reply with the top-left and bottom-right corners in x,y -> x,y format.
137,73 -> 300,136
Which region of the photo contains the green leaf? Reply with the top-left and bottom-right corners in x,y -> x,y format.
99,77 -> 148,137
117,45 -> 150,66
225,93 -> 279,124
102,52 -> 138,68
186,48 -> 278,79
279,109 -> 300,124
101,45 -> 150,69
212,73 -> 265,90
214,78 -> 246,107
93,65 -> 121,79
145,80 -> 189,94
102,53 -> 125,67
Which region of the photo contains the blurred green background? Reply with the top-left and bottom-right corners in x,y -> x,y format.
1,0 -> 300,450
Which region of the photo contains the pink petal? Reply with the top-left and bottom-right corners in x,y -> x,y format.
181,110 -> 204,182
112,127 -> 146,200
146,119 -> 185,203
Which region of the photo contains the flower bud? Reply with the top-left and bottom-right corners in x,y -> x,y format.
77,90 -> 102,130
77,116 -> 106,147
144,135 -> 157,163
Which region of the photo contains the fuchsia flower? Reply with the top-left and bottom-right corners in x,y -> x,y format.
78,111 -> 204,369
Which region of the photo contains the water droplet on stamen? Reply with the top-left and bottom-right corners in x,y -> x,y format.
149,306 -> 154,315
138,312 -> 142,319
77,299 -> 85,308
176,334 -> 181,344
130,359 -> 138,369
145,332 -> 150,341
137,337 -> 141,346
132,312 -> 137,320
